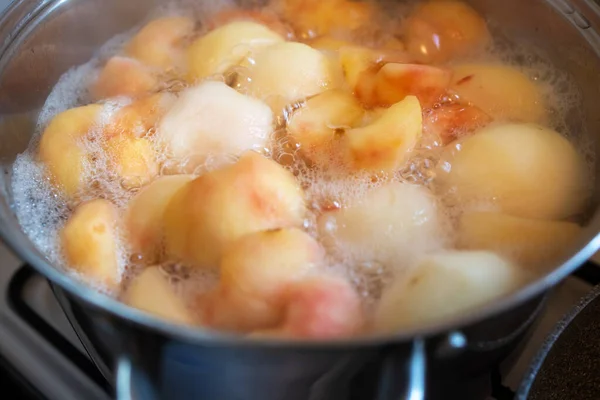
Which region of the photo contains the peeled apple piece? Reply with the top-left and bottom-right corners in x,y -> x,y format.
287,89 -> 364,164
456,212 -> 582,269
207,8 -> 293,39
186,21 -> 284,82
242,42 -> 338,110
344,95 -> 422,172
220,228 -> 323,299
404,0 -> 491,63
375,250 -> 520,332
104,92 -> 176,138
338,46 -> 411,91
124,267 -> 193,325
318,182 -> 444,269
278,0 -> 373,37
253,275 -> 364,339
126,175 -> 194,263
163,151 -> 305,269
450,64 -> 546,123
422,103 -> 491,145
124,16 -> 195,70
204,228 -> 323,332
156,81 -> 273,173
38,104 -> 102,198
61,199 -> 120,288
360,63 -> 452,108
103,136 -> 158,189
91,56 -> 157,100
310,36 -> 355,52
436,123 -> 589,220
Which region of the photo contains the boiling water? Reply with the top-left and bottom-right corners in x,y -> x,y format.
10,1 -> 591,313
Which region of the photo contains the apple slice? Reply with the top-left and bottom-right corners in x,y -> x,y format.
435,123 -> 590,220
252,275 -> 363,339
287,89 -> 364,165
375,250 -> 520,332
104,135 -> 158,190
456,212 -> 582,269
343,95 -> 422,172
124,16 -> 195,70
186,21 -> 284,82
318,182 -> 444,269
124,267 -> 193,325
242,42 -> 339,111
278,0 -> 373,37
422,103 -> 492,145
203,228 -> 323,332
103,92 -> 176,138
126,175 -> 195,263
91,56 -> 157,100
207,8 -> 293,39
38,104 -> 102,198
450,63 -> 546,123
61,199 -> 121,288
369,63 -> 452,108
403,0 -> 491,63
310,36 -> 355,52
163,151 -> 305,268
156,80 -> 273,173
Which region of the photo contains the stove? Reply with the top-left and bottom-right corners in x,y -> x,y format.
0,236 -> 599,400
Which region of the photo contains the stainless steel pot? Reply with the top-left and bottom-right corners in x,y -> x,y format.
1,0 -> 600,399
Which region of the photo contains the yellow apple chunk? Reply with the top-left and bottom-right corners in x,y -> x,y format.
163,151 -> 305,268
318,182 -> 444,269
203,228 -> 323,332
124,16 -> 195,70
104,92 -> 176,138
123,267 -> 193,325
38,104 -> 102,198
126,175 -> 195,263
456,212 -> 582,269
450,64 -> 546,123
61,199 -> 121,288
186,21 -> 284,82
91,56 -> 157,100
375,250 -> 520,332
404,0 -> 491,63
343,95 -> 422,172
156,81 -> 273,173
287,89 -> 364,164
104,136 -> 158,189
435,123 -> 590,220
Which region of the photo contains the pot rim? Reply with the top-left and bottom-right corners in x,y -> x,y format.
1,0 -> 600,349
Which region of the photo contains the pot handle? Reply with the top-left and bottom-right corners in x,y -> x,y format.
115,355 -> 134,400
115,355 -> 159,400
377,338 -> 427,400
114,342 -> 427,400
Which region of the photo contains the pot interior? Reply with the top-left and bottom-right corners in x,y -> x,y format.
0,0 -> 599,342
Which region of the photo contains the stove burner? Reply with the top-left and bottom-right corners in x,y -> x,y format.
6,265 -> 111,396
517,280 -> 600,400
